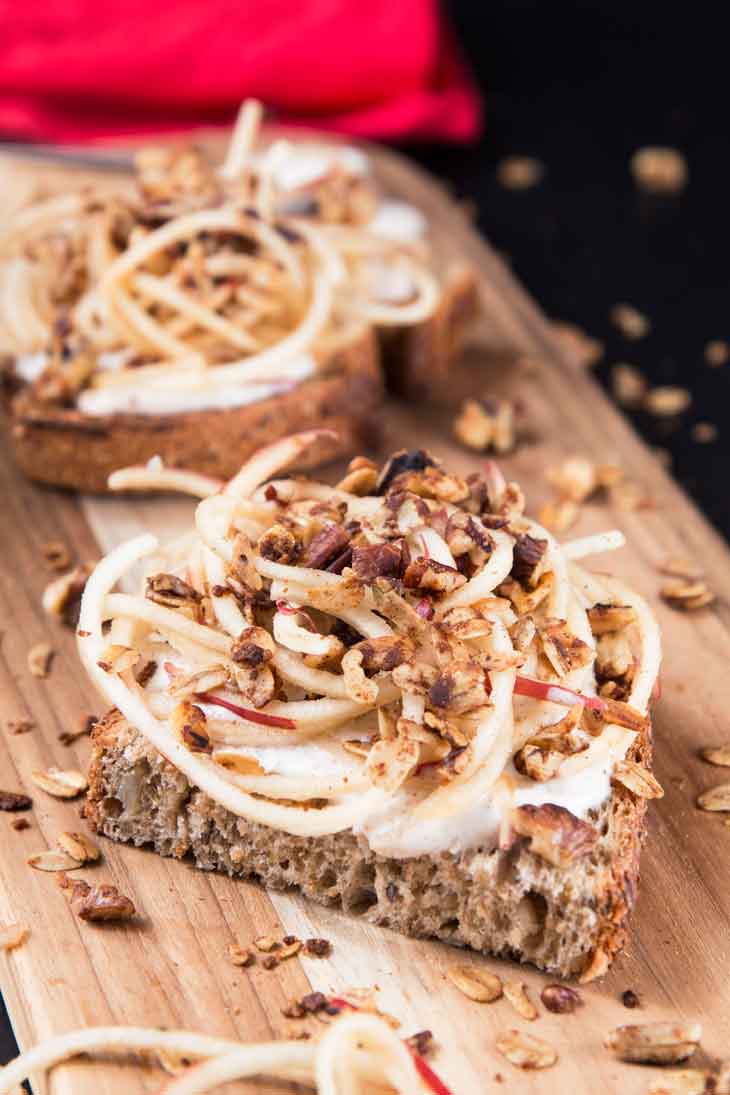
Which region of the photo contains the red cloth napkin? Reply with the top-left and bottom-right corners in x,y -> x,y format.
0,0 -> 482,144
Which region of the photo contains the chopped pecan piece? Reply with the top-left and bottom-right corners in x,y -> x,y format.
511,534 -> 547,586
512,803 -> 598,868
402,557 -> 467,595
303,524 -> 350,569
369,579 -> 428,638
439,606 -> 493,642
145,573 -> 201,608
58,873 -> 136,923
351,541 -> 404,581
303,937 -> 331,957
444,512 -> 494,567
541,984 -> 581,1013
0,791 -> 32,812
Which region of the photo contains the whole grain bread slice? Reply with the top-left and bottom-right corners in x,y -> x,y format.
84,709 -> 651,980
7,326 -> 383,492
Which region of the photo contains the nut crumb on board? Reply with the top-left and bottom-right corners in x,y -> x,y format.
541,984 -> 581,1013
27,641 -> 55,678
621,989 -> 640,1008
10,818 -> 31,831
6,718 -> 35,735
604,1021 -> 702,1064
660,579 -> 715,611
30,767 -> 88,799
496,156 -> 544,190
696,784 -> 730,812
644,385 -> 692,417
0,791 -> 32,812
610,303 -> 651,339
58,872 -> 136,922
691,421 -> 718,444
611,363 -> 647,407
447,964 -> 503,1003
630,146 -> 688,194
453,398 -> 516,454
552,321 -> 604,368
0,923 -> 29,952
503,980 -> 538,1020
41,540 -> 71,571
228,943 -> 255,967
28,850 -> 81,873
59,712 -> 96,746
705,340 -> 729,367
495,1029 -> 557,1070
57,831 -> 101,864
701,743 -> 730,767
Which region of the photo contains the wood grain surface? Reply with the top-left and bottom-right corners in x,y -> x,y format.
1,139 -> 729,1094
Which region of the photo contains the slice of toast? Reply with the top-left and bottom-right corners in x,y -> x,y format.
6,326 -> 382,492
84,708 -> 650,981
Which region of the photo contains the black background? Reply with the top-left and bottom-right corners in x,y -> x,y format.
2,0 -> 728,1070
406,0 -> 730,536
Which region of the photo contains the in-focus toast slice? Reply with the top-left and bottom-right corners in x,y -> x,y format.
75,437 -> 661,979
85,709 -> 651,980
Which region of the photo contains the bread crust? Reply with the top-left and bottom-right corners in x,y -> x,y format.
6,326 -> 383,492
84,709 -> 651,980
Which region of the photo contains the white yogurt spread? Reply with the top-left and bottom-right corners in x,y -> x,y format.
76,355 -> 316,416
368,201 -> 427,243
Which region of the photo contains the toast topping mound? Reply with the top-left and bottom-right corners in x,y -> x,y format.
1,99 -> 456,421
78,432 -> 661,858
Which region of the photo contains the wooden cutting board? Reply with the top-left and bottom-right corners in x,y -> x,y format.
1,139 -> 729,1095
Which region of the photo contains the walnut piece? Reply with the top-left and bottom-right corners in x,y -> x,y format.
512,803 -> 597,868
59,874 -> 136,923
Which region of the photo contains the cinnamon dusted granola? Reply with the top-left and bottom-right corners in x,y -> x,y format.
58,872 -> 136,922
453,397 -> 516,454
